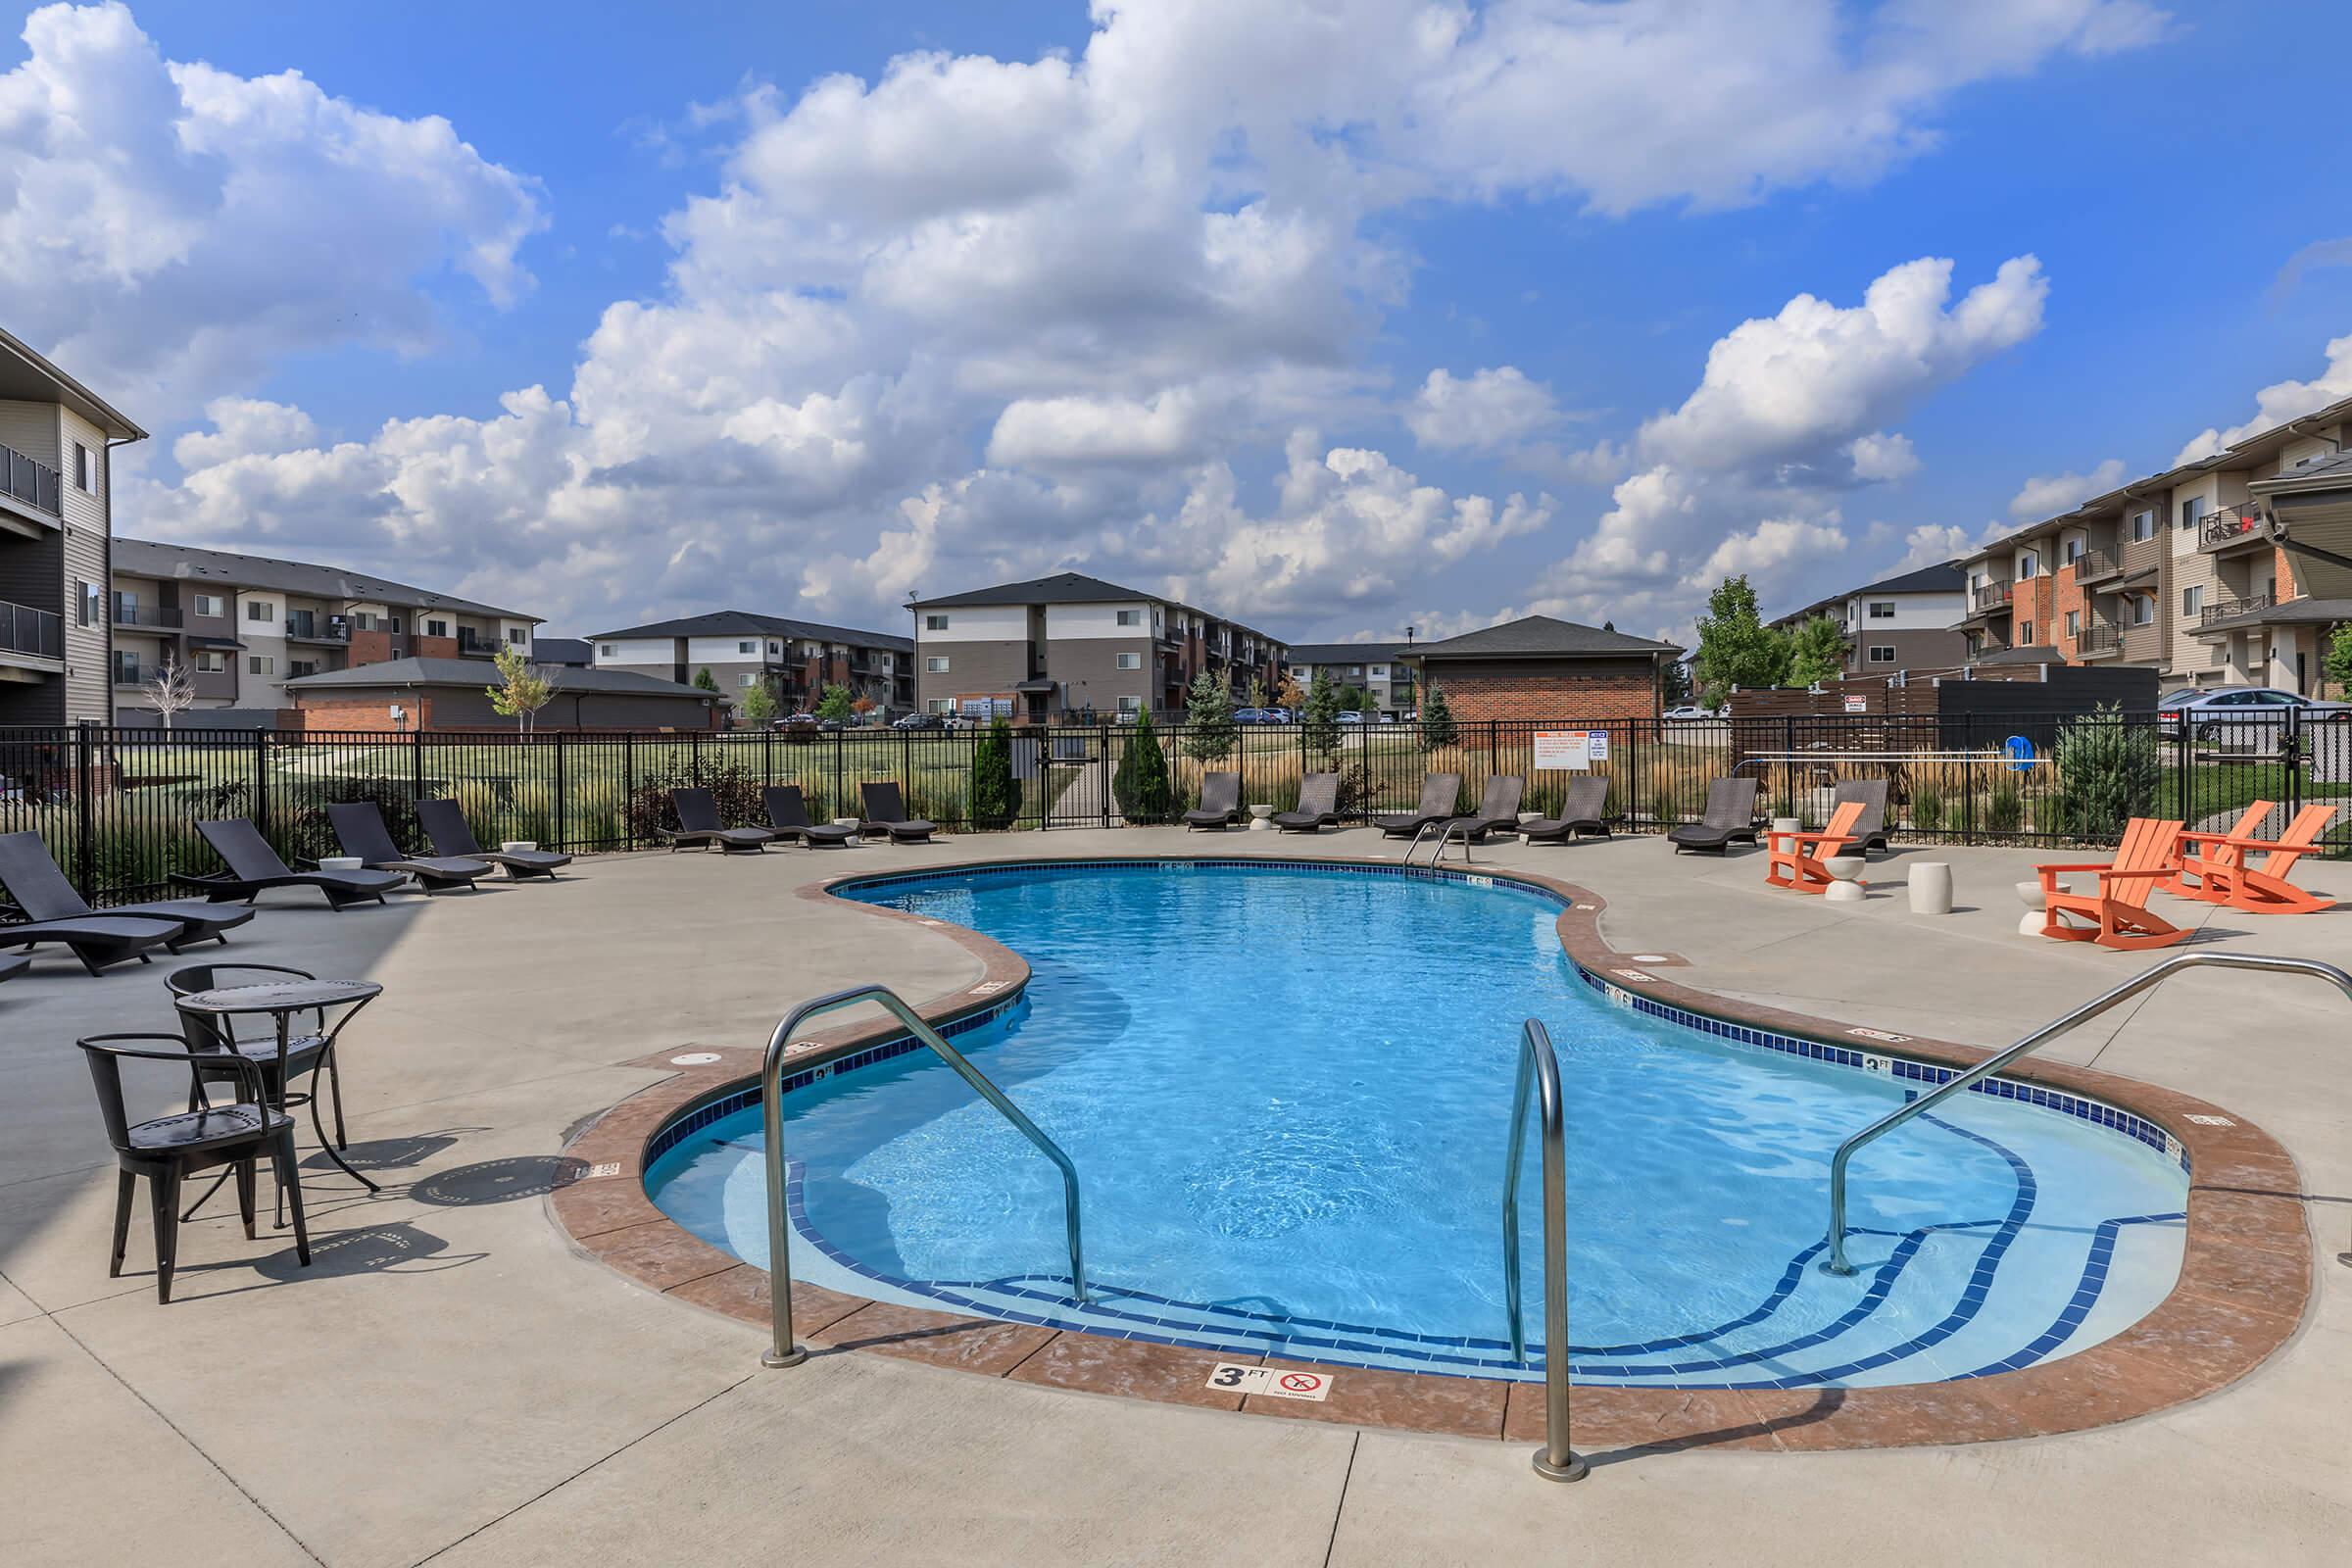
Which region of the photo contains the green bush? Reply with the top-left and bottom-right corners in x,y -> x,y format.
1112,710 -> 1172,823
1421,684 -> 1458,748
1182,671 -> 1237,761
2055,704 -> 2157,842
969,717 -> 1021,829
1650,785 -> 1679,826
1912,783 -> 1944,834
1985,778 -> 2023,834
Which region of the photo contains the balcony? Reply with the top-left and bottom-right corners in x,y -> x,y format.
455,629 -> 500,658
0,598 -> 63,660
1968,579 -> 2015,614
2197,592 -> 2277,631
2076,622 -> 2123,658
2072,546 -> 2122,583
2196,502 -> 2267,553
0,441 -> 63,519
111,600 -> 183,631
112,656 -> 148,687
284,615 -> 350,645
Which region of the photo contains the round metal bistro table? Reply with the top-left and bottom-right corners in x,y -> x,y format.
175,978 -> 384,1219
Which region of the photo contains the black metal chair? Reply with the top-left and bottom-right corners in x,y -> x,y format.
166,962 -> 346,1147
77,1033 -> 311,1302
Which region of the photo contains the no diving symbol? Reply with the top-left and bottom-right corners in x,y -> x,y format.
1202,1363 -> 1335,1401
1278,1372 -> 1324,1396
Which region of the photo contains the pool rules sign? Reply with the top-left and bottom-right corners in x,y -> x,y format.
1533,729 -> 1606,770
1203,1364 -> 1333,1401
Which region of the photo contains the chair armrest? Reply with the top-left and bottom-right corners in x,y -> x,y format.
2091,866 -> 2176,884
2035,861 -> 2113,875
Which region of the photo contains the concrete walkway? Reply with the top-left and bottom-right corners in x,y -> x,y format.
2,830 -> 2347,1566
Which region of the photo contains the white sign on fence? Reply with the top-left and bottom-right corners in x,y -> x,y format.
1533,729 -> 1593,770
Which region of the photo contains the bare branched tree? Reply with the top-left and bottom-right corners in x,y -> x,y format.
145,657 -> 197,731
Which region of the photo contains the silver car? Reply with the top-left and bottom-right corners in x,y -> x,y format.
2159,686 -> 2350,743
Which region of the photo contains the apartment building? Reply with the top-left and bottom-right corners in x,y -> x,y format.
588,611 -> 914,716
1953,393 -> 2352,696
1282,642 -> 1417,715
909,571 -> 1285,721
1770,562 -> 1968,677
0,326 -> 145,725
109,538 -> 540,718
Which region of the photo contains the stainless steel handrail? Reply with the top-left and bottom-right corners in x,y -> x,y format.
1501,1018 -> 1587,1483
1824,952 -> 2352,1276
760,983 -> 1088,1369
1403,818 -> 1475,866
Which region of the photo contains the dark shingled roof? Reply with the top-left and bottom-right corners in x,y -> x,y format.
281,659 -> 713,698
1408,614 -> 1681,661
1854,560 -> 1966,597
114,537 -> 536,621
1284,641 -> 1408,664
906,571 -> 1283,643
1969,644 -> 2067,666
529,637 -> 594,666
587,609 -> 912,653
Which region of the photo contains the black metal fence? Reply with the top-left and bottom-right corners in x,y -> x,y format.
2,711 -> 2344,908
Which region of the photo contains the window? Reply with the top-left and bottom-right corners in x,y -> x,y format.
194,650 -> 226,673
1115,652 -> 1143,670
2064,611 -> 2081,640
1867,600 -> 1895,619
2179,496 -> 2206,529
423,618 -> 449,639
738,640 -> 756,654
248,655 -> 274,676
739,673 -> 759,687
2019,550 -> 2039,578
2062,537 -> 2083,565
1370,665 -> 1387,678
76,579 -> 100,627
352,612 -> 378,630
193,593 -> 225,618
1867,645 -> 1896,664
2181,586 -> 2203,617
74,443 -> 92,492
2130,510 -> 2154,542
388,615 -> 404,634
599,644 -> 614,659
1116,609 -> 1142,626
2132,594 -> 2154,626
923,613 -> 949,631
928,698 -> 953,713
289,660 -> 318,679
2020,620 -> 2034,644
245,601 -> 271,622
1117,695 -> 1142,713
926,656 -> 951,673
508,627 -> 526,645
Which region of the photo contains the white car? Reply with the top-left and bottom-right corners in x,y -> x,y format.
1662,705 -> 1721,722
2159,686 -> 2350,742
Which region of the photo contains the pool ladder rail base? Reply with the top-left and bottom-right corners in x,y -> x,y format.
1502,1018 -> 1588,1483
1402,818 -> 1478,867
1822,951 -> 2352,1276
757,982 -> 1089,1369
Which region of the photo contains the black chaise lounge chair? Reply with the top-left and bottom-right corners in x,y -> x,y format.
0,911 -> 183,974
1667,777 -> 1761,854
1274,772 -> 1341,833
762,785 -> 856,847
662,788 -> 774,854
76,1032 -> 310,1303
0,829 -> 253,946
1184,771 -> 1243,831
1833,778 -> 1891,856
1442,774 -> 1526,842
325,802 -> 492,894
1523,776 -> 1610,844
859,782 -> 937,844
416,798 -> 572,880
1373,773 -> 1461,838
178,818 -> 407,908
0,951 -> 26,987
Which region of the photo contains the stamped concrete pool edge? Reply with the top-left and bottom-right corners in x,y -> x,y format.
545,855 -> 2312,1456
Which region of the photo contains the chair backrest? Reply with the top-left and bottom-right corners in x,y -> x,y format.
861,780 -> 908,822
198,817 -> 293,881
1476,774 -> 1524,822
1296,772 -> 1339,816
1810,799 -> 1866,853
763,785 -> 812,831
671,788 -> 722,832
416,798 -> 485,858
1559,776 -> 1607,822
2268,803 -> 2339,859
1703,777 -> 1758,828
0,828 -> 92,921
1198,771 -> 1240,814
325,801 -> 405,864
1833,778 -> 1888,840
1417,773 -> 1461,817
2107,817 -> 2186,910
77,1034 -> 249,1155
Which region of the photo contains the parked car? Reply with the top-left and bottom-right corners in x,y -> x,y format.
2160,686 -> 2351,743
775,712 -> 818,730
1232,707 -> 1269,724
891,712 -> 943,730
1663,705 -> 1722,722
1336,710 -> 1365,724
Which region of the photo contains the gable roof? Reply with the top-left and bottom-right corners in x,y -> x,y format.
529,637 -> 594,665
588,609 -> 912,653
906,571 -> 1283,642
1407,614 -> 1681,661
281,659 -> 713,698
114,537 -> 536,621
0,324 -> 145,441
1854,560 -> 1967,597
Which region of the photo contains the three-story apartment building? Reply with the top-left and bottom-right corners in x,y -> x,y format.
0,327 -> 145,725
908,572 -> 1284,721
588,611 -> 914,716
109,538 -> 541,717
1282,642 -> 1417,715
1952,394 -> 2352,695
1770,563 -> 1968,676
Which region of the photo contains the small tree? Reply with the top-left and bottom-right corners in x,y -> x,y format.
1692,574 -> 1791,705
1300,665 -> 1342,756
144,656 -> 197,731
1111,709 -> 1172,823
970,715 -> 1022,829
1246,676 -> 1269,710
2326,620 -> 2352,700
739,678 -> 779,728
1183,670 -> 1237,760
2055,701 -> 2159,842
1275,672 -> 1303,711
486,645 -> 555,733
693,666 -> 720,693
1787,614 -> 1848,687
851,694 -> 878,723
1660,657 -> 1693,709
815,682 -> 854,722
1421,683 -> 1459,748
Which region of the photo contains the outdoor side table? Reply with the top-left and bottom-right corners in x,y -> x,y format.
175,978 -> 384,1221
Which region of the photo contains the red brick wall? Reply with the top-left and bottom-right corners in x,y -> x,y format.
348,628 -> 394,668
292,695 -> 432,732
412,634 -> 459,660
2051,565 -> 2087,664
2020,576 -> 2057,650
1421,658 -> 1658,722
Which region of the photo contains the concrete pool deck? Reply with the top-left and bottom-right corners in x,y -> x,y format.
2,829 -> 2347,1565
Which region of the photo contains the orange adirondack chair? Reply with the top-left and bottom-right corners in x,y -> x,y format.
2169,801 -> 2273,900
1765,800 -> 1867,894
2183,803 -> 2339,915
2036,817 -> 2187,951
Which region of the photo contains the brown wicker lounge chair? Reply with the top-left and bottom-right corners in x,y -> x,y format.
858,782 -> 937,844
325,802 -> 491,893
662,788 -> 776,854
177,818 -> 407,909
0,912 -> 186,974
1442,774 -> 1525,841
0,829 -> 253,946
1667,778 -> 1759,854
1273,772 -> 1340,832
1184,771 -> 1243,831
1373,773 -> 1461,838
1833,779 -> 1890,856
1522,776 -> 1609,843
416,798 -> 572,879
763,785 -> 857,847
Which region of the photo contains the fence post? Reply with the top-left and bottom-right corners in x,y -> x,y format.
253,727 -> 271,848
623,731 -> 635,850
74,722 -> 95,902
554,730 -> 567,852
1101,724 -> 1112,828
1961,713 -> 1976,843
691,729 -> 703,788
412,727 -> 424,805
832,729 -> 845,817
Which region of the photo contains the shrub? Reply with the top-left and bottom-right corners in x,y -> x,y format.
1112,710 -> 1172,823
1985,778 -> 2023,834
969,717 -> 1021,829
1650,785 -> 1679,826
2054,704 -> 2157,843
1301,667 -> 1342,758
1912,783 -> 1944,834
625,760 -> 762,842
1421,684 -> 1458,748
1182,671 -> 1237,761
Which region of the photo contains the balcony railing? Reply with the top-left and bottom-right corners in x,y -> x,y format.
2197,503 -> 2265,551
284,616 -> 350,644
2198,592 -> 2277,630
2072,546 -> 2121,580
1,441 -> 63,517
2076,622 -> 2123,656
0,598 -> 63,660
111,600 -> 184,630
456,629 -> 500,658
112,657 -> 148,687
1971,579 -> 2015,611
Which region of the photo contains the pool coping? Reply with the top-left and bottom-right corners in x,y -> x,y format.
548,853 -> 2313,1455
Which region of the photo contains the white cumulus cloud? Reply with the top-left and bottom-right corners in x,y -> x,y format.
1405,367 -> 1560,452
2174,332 -> 2352,466
2007,457 -> 2126,520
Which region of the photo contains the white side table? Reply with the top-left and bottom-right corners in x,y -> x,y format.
318,856 -> 364,872
1908,861 -> 1953,915
1822,856 -> 1867,904
2016,878 -> 2049,936
1771,816 -> 1802,837
501,841 -> 537,855
1248,805 -> 1275,833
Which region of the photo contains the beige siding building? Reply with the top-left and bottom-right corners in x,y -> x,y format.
588,612 -> 914,718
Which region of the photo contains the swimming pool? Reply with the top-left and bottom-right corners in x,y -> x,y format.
645,860 -> 2189,1389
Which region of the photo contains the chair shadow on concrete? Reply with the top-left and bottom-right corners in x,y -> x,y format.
408,1154 -> 590,1207
300,1126 -> 484,1176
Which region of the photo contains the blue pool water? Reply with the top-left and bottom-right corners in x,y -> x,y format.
645,861 -> 2188,1387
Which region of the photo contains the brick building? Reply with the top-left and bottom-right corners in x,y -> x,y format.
283,658 -> 719,731
1402,615 -> 1679,721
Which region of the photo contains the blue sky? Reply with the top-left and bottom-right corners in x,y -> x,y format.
5,0 -> 2349,641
